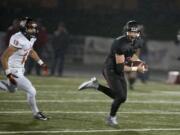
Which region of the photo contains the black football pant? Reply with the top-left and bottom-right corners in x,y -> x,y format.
97,68 -> 127,117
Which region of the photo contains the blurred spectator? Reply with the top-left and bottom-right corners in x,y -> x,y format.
175,30 -> 180,60
26,18 -> 48,75
4,18 -> 20,48
138,25 -> 149,83
50,22 -> 69,76
175,29 -> 180,45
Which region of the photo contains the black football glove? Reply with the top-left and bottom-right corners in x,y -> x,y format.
7,73 -> 18,86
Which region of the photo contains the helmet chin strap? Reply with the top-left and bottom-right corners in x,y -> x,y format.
23,32 -> 31,40
22,29 -> 36,40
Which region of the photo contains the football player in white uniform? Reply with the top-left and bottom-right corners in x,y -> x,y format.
0,17 -> 48,120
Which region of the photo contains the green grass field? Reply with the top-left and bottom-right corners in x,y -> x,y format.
0,76 -> 180,135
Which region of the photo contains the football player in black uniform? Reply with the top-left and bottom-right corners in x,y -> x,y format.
78,20 -> 147,126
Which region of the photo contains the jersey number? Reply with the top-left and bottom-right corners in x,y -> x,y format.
21,52 -> 28,64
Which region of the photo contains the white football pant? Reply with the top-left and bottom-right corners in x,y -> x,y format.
0,68 -> 39,115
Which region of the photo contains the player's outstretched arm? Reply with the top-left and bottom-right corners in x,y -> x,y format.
115,53 -> 134,72
29,49 -> 41,62
29,49 -> 48,75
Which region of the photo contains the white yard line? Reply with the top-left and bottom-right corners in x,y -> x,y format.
1,128 -> 180,134
0,99 -> 180,104
38,91 -> 180,96
34,84 -> 180,92
0,110 -> 180,115
35,85 -> 72,88
34,89 -> 180,97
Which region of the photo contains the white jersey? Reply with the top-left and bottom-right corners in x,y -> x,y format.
8,32 -> 36,69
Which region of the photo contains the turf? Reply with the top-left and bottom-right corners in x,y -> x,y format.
0,76 -> 180,135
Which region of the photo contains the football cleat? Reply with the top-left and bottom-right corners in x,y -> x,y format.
106,116 -> 118,126
34,112 -> 48,121
78,77 -> 99,91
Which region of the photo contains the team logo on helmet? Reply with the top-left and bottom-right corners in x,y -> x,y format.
19,17 -> 38,38
124,20 -> 139,33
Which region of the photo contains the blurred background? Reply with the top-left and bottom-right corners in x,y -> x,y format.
0,0 -> 180,82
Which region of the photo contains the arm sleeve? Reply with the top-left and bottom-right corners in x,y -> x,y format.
113,40 -> 124,55
9,36 -> 22,49
116,63 -> 124,74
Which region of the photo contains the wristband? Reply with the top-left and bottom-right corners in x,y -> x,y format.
131,67 -> 138,72
37,59 -> 44,65
5,69 -> 11,75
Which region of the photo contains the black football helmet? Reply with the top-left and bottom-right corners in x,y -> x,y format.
20,17 -> 38,38
124,20 -> 139,32
123,20 -> 140,40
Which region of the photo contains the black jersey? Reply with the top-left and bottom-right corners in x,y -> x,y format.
104,35 -> 143,72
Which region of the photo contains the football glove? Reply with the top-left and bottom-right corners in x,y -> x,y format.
7,73 -> 18,86
41,63 -> 48,75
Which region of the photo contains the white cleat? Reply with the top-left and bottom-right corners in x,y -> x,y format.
107,116 -> 118,126
78,77 -> 99,90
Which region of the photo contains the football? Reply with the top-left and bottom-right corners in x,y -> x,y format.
131,60 -> 144,66
131,60 -> 148,70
